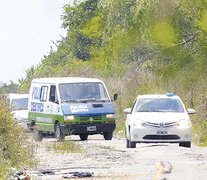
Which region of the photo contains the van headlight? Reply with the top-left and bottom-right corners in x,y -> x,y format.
106,114 -> 114,119
64,115 -> 75,121
178,119 -> 190,128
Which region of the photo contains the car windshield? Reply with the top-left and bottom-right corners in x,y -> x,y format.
59,82 -> 110,103
11,98 -> 29,110
136,98 -> 184,112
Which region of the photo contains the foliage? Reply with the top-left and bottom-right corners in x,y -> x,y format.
0,94 -> 33,178
62,0 -> 102,61
0,81 -> 18,94
19,0 -> 207,145
46,140 -> 82,154
151,21 -> 178,46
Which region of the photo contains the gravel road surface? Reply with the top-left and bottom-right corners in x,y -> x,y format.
26,134 -> 207,180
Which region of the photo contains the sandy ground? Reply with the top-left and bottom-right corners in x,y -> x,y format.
26,134 -> 207,180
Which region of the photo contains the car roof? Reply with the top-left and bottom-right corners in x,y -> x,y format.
8,93 -> 29,99
31,77 -> 104,84
136,94 -> 180,99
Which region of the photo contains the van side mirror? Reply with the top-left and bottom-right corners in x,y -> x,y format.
113,93 -> 118,101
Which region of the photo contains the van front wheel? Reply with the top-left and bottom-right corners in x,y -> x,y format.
103,132 -> 113,140
55,122 -> 65,142
33,128 -> 43,142
79,134 -> 88,141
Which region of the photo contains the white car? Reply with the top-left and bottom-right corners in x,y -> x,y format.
9,93 -> 29,131
124,93 -> 196,148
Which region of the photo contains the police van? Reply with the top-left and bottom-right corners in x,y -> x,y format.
28,77 -> 117,141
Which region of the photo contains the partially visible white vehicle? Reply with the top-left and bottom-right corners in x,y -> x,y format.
9,93 -> 29,131
124,93 -> 196,148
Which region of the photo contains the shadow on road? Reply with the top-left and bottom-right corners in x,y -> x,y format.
137,144 -> 168,149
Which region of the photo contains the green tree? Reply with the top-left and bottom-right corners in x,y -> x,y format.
19,0 -> 207,145
62,0 -> 102,61
0,81 -> 18,94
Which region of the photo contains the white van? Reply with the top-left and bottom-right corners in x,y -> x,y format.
9,93 -> 29,130
28,77 -> 117,141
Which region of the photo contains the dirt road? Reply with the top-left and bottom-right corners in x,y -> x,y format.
27,134 -> 207,180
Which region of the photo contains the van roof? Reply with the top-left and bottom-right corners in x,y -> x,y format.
31,77 -> 104,84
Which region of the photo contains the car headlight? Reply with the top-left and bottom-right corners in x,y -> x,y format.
106,114 -> 115,119
178,119 -> 190,128
133,118 -> 145,127
64,115 -> 75,121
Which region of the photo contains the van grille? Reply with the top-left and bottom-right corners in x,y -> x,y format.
79,116 -> 102,121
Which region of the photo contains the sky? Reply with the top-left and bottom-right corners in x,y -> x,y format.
0,0 -> 73,84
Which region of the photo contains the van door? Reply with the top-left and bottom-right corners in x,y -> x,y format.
45,85 -> 60,131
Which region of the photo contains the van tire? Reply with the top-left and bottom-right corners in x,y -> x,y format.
79,134 -> 88,141
103,132 -> 113,140
55,122 -> 65,142
33,128 -> 43,142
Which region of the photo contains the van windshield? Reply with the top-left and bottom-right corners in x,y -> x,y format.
59,83 -> 110,103
11,98 -> 29,110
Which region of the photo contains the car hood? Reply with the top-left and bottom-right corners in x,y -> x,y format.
12,110 -> 28,120
132,112 -> 189,123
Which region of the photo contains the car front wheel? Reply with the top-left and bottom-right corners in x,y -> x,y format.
126,138 -> 130,148
126,127 -> 136,148
126,138 -> 136,148
179,142 -> 191,148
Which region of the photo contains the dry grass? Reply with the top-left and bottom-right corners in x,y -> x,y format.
46,140 -> 82,154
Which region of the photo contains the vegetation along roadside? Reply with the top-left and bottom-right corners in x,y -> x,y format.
18,0 -> 207,146
1,0 -> 207,178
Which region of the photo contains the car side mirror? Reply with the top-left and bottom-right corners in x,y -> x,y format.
113,93 -> 118,101
187,108 -> 196,114
124,108 -> 132,114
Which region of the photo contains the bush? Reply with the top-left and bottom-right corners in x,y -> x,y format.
0,94 -> 32,178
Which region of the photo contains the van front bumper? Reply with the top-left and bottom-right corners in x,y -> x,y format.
60,123 -> 116,135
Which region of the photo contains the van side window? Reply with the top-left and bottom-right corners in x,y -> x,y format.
40,86 -> 48,101
49,85 -> 58,103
